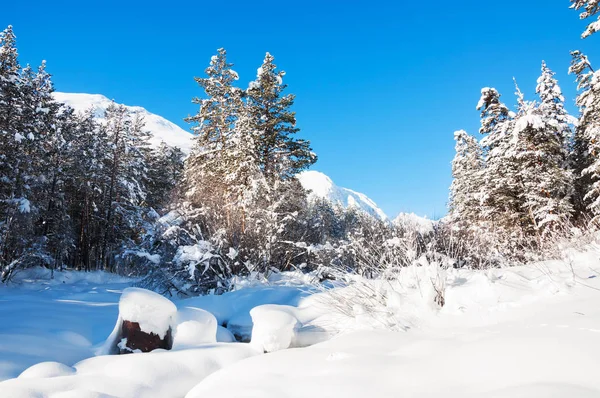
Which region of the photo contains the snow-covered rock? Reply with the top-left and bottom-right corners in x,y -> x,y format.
98,288 -> 177,355
118,288 -> 177,339
297,170 -> 388,221
53,92 -> 193,153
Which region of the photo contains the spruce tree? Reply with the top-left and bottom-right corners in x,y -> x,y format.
448,130 -> 484,235
0,26 -> 37,277
184,48 -> 244,218
536,62 -> 574,150
569,51 -> 600,221
511,98 -> 574,240
146,142 -> 184,211
246,52 -> 316,181
476,87 -> 521,251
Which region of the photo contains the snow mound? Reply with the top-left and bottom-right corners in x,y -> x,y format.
250,305 -> 300,353
18,362 -> 76,379
297,170 -> 388,221
216,326 -> 236,343
182,285 -> 311,341
2,344 -> 259,398
173,307 -> 218,349
53,92 -> 193,153
119,288 -> 177,339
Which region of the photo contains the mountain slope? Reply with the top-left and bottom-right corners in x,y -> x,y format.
53,93 -> 414,224
297,170 -> 388,221
53,92 -> 193,154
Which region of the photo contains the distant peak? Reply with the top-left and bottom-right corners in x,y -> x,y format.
297,170 -> 387,221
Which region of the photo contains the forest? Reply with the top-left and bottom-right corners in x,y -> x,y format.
1,1 -> 600,297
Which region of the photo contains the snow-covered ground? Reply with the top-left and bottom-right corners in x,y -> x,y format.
1,249 -> 600,397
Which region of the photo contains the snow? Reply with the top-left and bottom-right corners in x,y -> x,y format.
513,112 -> 545,134
393,212 -> 435,234
173,307 -> 218,349
18,362 -> 76,379
0,269 -> 133,381
2,344 -> 259,398
17,197 -> 30,213
216,325 -> 236,343
118,288 -> 177,339
298,170 -> 388,221
250,305 -> 300,352
127,250 -> 161,265
186,250 -> 600,397
2,249 -> 600,397
182,283 -> 311,341
173,242 -> 216,278
52,92 -> 193,154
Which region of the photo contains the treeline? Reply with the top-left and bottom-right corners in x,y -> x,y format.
3,0 -> 600,292
448,56 -> 600,263
0,26 -> 184,281
139,49 -> 424,294
0,25 -> 409,291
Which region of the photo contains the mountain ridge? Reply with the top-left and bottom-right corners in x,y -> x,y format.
53,92 -> 194,154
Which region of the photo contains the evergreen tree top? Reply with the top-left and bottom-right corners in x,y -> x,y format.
0,25 -> 19,75
571,0 -> 600,38
476,87 -> 513,137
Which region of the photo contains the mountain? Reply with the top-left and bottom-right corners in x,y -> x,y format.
297,170 -> 388,221
52,93 -> 194,154
53,93 -> 419,225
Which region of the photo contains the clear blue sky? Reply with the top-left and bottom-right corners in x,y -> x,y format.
2,1 -> 599,219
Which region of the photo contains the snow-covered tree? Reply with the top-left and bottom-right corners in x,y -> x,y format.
184,48 -> 244,227
536,61 -> 574,150
569,51 -> 600,221
571,0 -> 600,38
510,98 -> 574,239
476,87 -> 521,248
99,104 -> 152,271
0,26 -> 43,277
246,52 -> 316,181
146,142 -> 184,211
448,130 -> 484,234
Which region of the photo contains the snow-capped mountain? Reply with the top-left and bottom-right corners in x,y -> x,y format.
52,93 -> 418,225
53,92 -> 193,154
297,170 -> 388,221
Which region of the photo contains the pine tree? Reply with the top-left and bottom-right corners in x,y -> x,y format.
571,0 -> 600,38
569,51 -> 600,221
246,52 -> 316,181
511,98 -> 574,240
146,142 -> 184,211
100,104 -> 152,270
448,130 -> 484,235
68,108 -> 109,271
0,26 -> 39,277
536,62 -> 574,151
184,48 -> 244,220
476,87 -> 521,251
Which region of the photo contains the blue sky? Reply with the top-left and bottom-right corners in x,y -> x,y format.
2,1 -> 599,219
